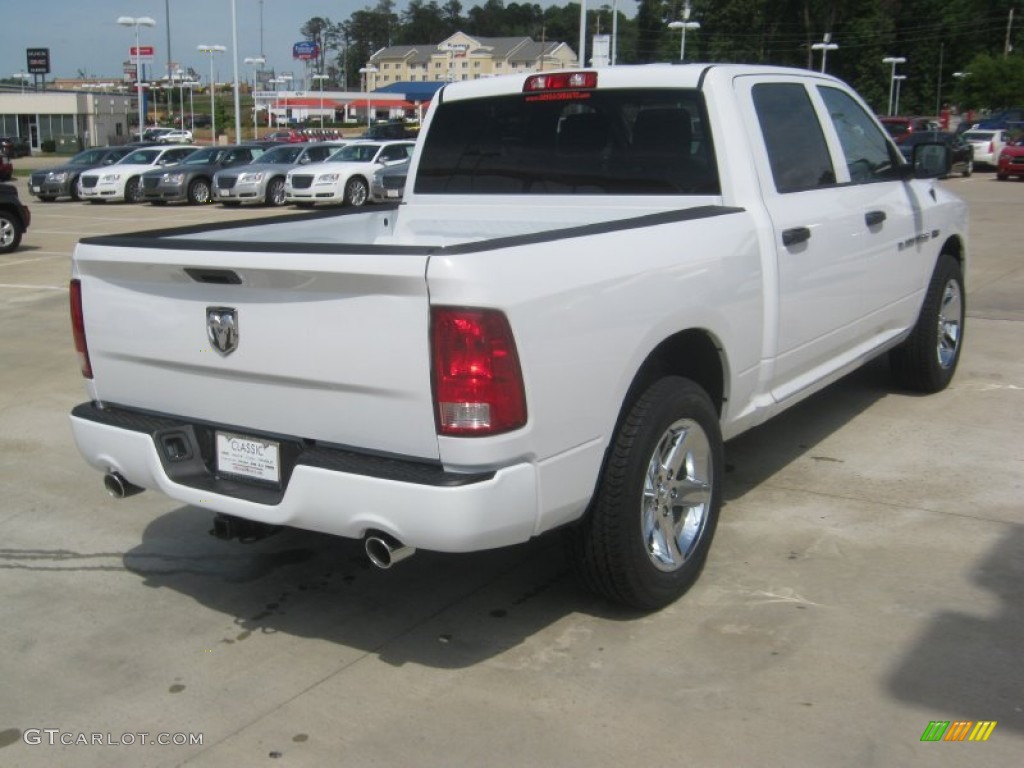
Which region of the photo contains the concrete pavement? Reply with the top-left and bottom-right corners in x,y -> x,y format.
0,168 -> 1021,767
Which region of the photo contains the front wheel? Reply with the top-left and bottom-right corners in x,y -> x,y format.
890,253 -> 965,392
962,160 -> 973,178
344,177 -> 368,207
564,377 -> 723,610
265,177 -> 285,206
188,178 -> 212,205
124,177 -> 142,203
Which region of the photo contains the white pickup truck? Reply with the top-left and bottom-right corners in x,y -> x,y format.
69,65 -> 967,609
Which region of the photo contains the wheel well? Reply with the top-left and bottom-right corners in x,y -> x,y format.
941,235 -> 965,271
624,330 -> 726,418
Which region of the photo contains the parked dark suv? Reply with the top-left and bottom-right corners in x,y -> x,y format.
0,183 -> 31,254
361,120 -> 418,140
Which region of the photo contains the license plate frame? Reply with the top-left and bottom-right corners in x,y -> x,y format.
215,431 -> 281,485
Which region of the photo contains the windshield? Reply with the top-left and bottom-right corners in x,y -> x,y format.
70,149 -> 109,165
119,149 -> 162,164
963,131 -> 995,141
181,148 -> 223,164
259,145 -> 304,164
329,144 -> 383,162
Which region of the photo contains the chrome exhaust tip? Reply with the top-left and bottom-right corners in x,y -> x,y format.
104,472 -> 144,499
364,532 -> 415,569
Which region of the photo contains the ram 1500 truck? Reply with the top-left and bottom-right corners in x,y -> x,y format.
69,65 -> 968,609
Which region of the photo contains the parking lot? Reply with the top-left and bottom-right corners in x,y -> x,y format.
1,166 -> 1022,767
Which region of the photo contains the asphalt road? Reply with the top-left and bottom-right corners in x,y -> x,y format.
1,162 -> 1022,767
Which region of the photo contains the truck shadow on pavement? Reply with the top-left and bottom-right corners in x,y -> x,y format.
884,525 -> 1024,734
120,356 -> 900,669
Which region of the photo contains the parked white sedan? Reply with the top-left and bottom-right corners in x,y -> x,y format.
158,129 -> 194,144
962,129 -> 1009,168
78,145 -> 198,203
284,141 -> 415,207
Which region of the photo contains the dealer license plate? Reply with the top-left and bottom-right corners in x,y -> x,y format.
216,432 -> 280,484
386,190 -> 401,198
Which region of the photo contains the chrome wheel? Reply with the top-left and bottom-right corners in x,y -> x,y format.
266,178 -> 285,206
0,213 -> 19,253
345,177 -> 368,207
936,278 -> 963,370
188,179 -> 212,204
642,418 -> 713,572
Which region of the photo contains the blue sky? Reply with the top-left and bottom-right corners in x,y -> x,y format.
3,1 -> 374,84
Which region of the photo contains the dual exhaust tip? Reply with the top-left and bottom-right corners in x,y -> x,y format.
103,473 -> 415,569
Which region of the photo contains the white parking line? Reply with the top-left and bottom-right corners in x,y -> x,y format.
0,283 -> 65,291
0,253 -> 67,267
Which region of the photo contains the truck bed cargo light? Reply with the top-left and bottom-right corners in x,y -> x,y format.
523,72 -> 598,92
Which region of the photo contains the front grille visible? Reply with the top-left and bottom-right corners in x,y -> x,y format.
217,176 -> 237,190
81,176 -> 98,189
31,172 -> 46,186
382,175 -> 406,190
290,175 -> 313,190
143,177 -> 160,189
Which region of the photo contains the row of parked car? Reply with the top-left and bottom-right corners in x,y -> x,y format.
27,138 -> 415,209
879,115 -> 1024,180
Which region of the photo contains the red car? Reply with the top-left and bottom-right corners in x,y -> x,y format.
997,137 -> 1024,180
879,116 -> 935,144
264,129 -> 306,143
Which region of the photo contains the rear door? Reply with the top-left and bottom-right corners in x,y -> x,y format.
737,76 -> 919,403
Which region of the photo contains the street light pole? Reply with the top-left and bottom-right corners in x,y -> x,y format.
118,15 -> 156,140
244,56 -> 266,138
359,66 -> 378,130
312,73 -> 329,130
882,56 -> 906,116
198,44 -> 226,144
893,75 -> 907,116
667,4 -> 700,62
811,33 -> 838,73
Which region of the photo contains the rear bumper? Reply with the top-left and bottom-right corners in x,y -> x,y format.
69,402 -> 539,552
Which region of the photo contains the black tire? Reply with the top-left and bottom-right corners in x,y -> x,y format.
124,177 -> 142,203
344,177 -> 368,207
265,177 -> 285,206
0,211 -> 23,254
890,253 -> 965,393
564,377 -> 723,610
962,160 -> 973,178
70,176 -> 81,201
188,178 -> 212,205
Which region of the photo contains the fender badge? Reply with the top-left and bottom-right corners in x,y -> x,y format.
207,307 -> 238,356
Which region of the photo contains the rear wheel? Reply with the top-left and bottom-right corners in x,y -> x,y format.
188,178 -> 212,205
265,178 -> 286,206
564,377 -> 722,610
890,252 -> 965,392
70,176 -> 81,201
344,177 -> 368,207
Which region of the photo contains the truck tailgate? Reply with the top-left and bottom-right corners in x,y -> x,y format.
73,241 -> 440,461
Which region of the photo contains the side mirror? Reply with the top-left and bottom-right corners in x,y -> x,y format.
911,142 -> 951,179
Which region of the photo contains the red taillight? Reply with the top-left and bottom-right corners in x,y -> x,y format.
70,279 -> 93,379
431,308 -> 526,436
523,71 -> 598,92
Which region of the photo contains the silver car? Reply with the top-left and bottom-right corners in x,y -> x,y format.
212,142 -> 347,206
370,158 -> 410,203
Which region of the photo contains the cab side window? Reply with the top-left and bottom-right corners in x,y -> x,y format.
752,83 -> 836,193
818,86 -> 902,183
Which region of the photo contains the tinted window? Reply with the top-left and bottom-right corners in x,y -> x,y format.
330,144 -> 385,162
261,145 -> 304,163
819,86 -> 901,183
752,83 -> 835,193
415,89 -> 718,195
121,149 -> 162,164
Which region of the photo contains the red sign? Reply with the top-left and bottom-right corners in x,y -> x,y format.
129,46 -> 155,63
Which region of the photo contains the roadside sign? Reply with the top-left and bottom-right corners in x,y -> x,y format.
130,46 -> 155,63
292,41 -> 319,60
26,48 -> 50,74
